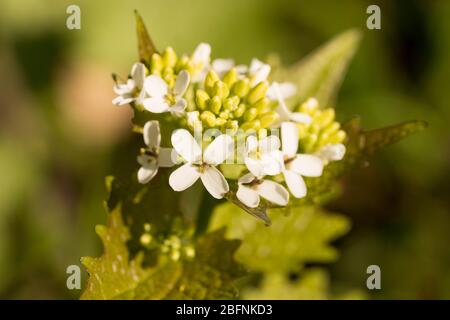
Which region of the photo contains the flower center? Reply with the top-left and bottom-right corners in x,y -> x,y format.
165,93 -> 177,105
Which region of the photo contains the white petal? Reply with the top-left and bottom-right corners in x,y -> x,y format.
144,75 -> 168,97
249,58 -> 265,73
200,166 -> 229,199
212,59 -> 235,75
283,170 -> 306,198
158,148 -> 177,167
143,120 -> 161,149
317,144 -> 346,162
260,154 -> 282,176
137,164 -> 158,184
192,43 -> 211,65
171,129 -> 202,163
169,99 -> 187,117
236,185 -> 260,208
290,112 -> 311,124
238,172 -> 256,184
273,82 -> 291,121
113,80 -> 134,95
259,135 -> 281,154
131,63 -> 146,89
251,64 -> 270,86
203,134 -> 234,165
303,97 -> 319,110
142,97 -> 170,113
246,135 -> 258,153
281,122 -> 299,157
244,156 -> 265,178
256,180 -> 289,206
289,154 -> 323,177
267,82 -> 297,100
112,95 -> 133,106
173,70 -> 190,97
169,163 -> 200,191
186,111 -> 201,129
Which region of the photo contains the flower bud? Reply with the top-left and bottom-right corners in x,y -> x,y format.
195,90 -> 210,110
232,79 -> 250,98
247,81 -> 268,105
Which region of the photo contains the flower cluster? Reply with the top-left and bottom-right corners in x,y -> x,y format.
113,43 -> 347,209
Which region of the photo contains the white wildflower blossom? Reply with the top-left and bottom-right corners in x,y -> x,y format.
244,135 -> 282,178
113,62 -> 146,106
137,121 -> 176,184
142,70 -> 190,116
272,82 -> 311,124
236,173 -> 289,208
169,129 -> 233,199
275,122 -> 324,198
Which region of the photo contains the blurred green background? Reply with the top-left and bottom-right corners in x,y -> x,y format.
0,0 -> 449,299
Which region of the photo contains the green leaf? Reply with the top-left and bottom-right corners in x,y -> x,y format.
276,29 -> 361,108
243,269 -> 365,300
135,11 -> 157,66
81,177 -> 245,300
209,204 -> 350,273
163,229 -> 245,299
243,269 -> 329,300
294,119 -> 428,206
80,204 -> 150,300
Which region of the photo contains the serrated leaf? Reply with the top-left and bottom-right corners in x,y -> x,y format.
164,229 -> 245,299
80,205 -> 150,300
276,29 -> 361,108
243,269 -> 329,300
81,204 -> 244,299
209,204 -> 350,273
135,11 -> 157,66
293,119 -> 428,206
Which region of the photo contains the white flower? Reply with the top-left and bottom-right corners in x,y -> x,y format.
315,143 -> 346,164
276,122 -> 324,198
244,135 -> 282,177
191,43 -> 211,83
212,59 -> 248,78
248,58 -> 271,87
169,129 -> 233,199
137,121 -> 176,184
236,173 -> 289,208
272,82 -> 311,124
142,70 -> 190,116
113,62 -> 146,106
267,82 -> 297,101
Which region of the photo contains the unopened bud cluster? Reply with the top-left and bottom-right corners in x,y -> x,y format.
295,99 -> 346,153
191,70 -> 278,132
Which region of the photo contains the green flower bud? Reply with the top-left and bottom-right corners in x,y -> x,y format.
162,47 -> 177,68
200,111 -> 217,127
234,103 -> 247,118
223,68 -> 238,87
209,96 -> 222,114
225,120 -> 239,132
195,90 -> 210,110
219,111 -> 230,120
223,96 -> 240,111
151,53 -> 163,72
314,109 -> 335,128
244,107 -> 258,122
253,97 -> 270,114
247,81 -> 268,105
232,79 -> 250,98
241,120 -> 261,131
259,111 -> 279,128
212,81 -> 230,99
215,118 -> 227,126
205,71 -> 220,94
